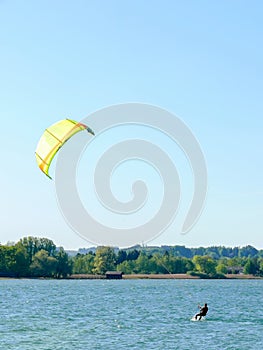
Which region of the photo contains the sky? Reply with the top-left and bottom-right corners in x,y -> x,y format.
0,1 -> 262,250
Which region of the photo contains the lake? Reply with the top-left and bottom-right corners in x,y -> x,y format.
0,279 -> 262,349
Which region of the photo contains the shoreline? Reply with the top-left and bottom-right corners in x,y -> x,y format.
67,273 -> 263,280
1,274 -> 262,280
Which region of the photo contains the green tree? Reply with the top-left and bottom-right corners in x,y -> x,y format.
151,253 -> 167,274
19,236 -> 56,263
216,263 -> 227,275
160,255 -> 194,274
116,250 -> 127,264
30,250 -> 57,277
171,257 -> 191,273
0,245 -> 17,276
14,242 -> 30,277
55,248 -> 72,278
258,258 -> 263,276
38,238 -> 57,256
117,260 -> 136,274
73,252 -> 95,274
193,255 -> 217,276
239,245 -> 258,258
243,258 -> 259,275
157,252 -> 174,274
126,249 -> 140,261
93,247 -> 116,274
134,252 -> 158,274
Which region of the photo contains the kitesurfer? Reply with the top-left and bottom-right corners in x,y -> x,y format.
195,303 -> 208,320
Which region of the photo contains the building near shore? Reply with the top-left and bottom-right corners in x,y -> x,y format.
105,271 -> 123,279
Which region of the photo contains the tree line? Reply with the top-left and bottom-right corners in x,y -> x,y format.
0,237 -> 71,278
0,237 -> 263,278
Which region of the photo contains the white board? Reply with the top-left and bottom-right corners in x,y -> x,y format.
190,316 -> 206,322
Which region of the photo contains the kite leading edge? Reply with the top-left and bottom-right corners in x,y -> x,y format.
35,118 -> 94,179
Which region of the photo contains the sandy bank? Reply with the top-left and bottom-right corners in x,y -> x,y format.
68,273 -> 262,280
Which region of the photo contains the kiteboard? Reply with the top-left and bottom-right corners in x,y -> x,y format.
190,316 -> 206,322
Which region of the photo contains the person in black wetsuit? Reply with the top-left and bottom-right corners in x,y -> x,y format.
195,303 -> 208,320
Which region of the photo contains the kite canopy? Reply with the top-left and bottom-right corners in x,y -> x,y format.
35,118 -> 94,179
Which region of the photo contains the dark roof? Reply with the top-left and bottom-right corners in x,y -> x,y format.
105,271 -> 123,275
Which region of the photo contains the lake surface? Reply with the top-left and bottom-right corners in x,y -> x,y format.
0,279 -> 262,349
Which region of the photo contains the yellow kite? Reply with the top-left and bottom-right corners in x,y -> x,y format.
35,119 -> 94,179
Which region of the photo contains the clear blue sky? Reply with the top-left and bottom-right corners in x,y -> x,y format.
0,1 -> 262,249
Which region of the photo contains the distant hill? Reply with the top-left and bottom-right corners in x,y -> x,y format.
66,244 -> 263,259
